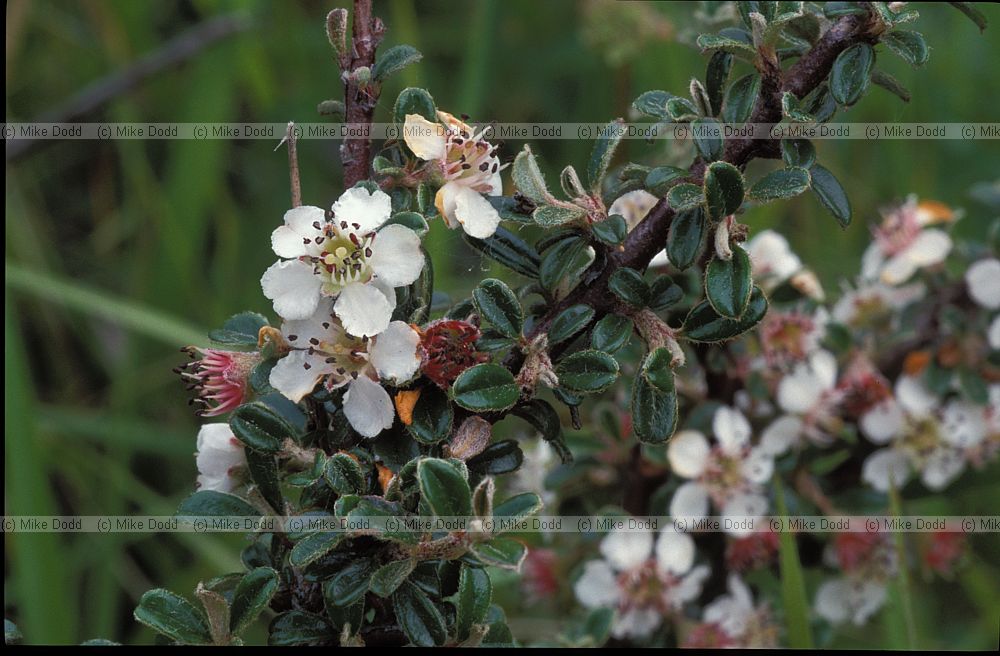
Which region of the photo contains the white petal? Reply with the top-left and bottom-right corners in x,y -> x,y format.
895,375 -> 938,417
195,424 -> 245,487
673,565 -> 711,606
905,229 -> 952,266
809,349 -> 839,390
452,184 -> 501,239
862,448 -> 911,492
761,415 -> 803,456
649,249 -> 671,268
921,448 -> 965,490
654,531 -> 695,575
609,189 -> 659,230
370,224 -> 425,287
269,350 -> 335,402
747,229 -> 800,281
403,114 -> 447,161
741,448 -> 774,484
814,579 -> 851,624
989,315 -> 1000,350
343,376 -> 395,438
667,430 -> 710,478
332,186 -> 392,234
434,181 -> 462,230
940,401 -> 987,449
670,482 -> 710,522
487,171 -> 503,196
965,258 -> 1000,310
272,206 -> 326,258
574,560 -> 620,609
370,321 -> 421,383
860,400 -> 905,444
600,529 -> 653,571
334,282 -> 393,337
721,494 -> 767,537
280,301 -> 340,347
705,575 -> 755,637
714,406 -> 751,454
777,367 -> 822,414
261,259 -> 322,321
612,609 -> 660,639
861,243 -> 884,282
880,253 -> 918,286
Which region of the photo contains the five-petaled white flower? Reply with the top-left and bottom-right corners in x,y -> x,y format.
814,533 -> 894,626
261,187 -> 424,337
195,424 -> 247,493
861,197 -> 954,286
699,574 -> 778,648
269,301 -> 421,438
574,528 -> 710,639
403,111 -> 504,239
760,349 -> 843,455
745,229 -> 824,301
668,406 -> 774,536
859,375 -> 989,491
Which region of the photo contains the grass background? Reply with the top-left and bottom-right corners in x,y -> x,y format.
5,0 -> 999,646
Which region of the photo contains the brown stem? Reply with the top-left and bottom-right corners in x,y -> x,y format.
284,121 -> 302,208
340,0 -> 384,186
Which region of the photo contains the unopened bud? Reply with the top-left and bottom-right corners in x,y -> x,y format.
326,9 -> 348,60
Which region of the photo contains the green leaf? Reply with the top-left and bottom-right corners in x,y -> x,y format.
830,42 -> 874,106
393,87 -> 436,125
774,478 -> 814,648
511,399 -> 562,442
683,285 -> 769,342
229,401 -> 297,454
588,119 -> 625,191
473,278 -> 524,339
645,166 -> 688,196
591,314 -> 633,353
608,272 -> 651,313
451,364 -> 519,412
208,312 -> 268,347
666,207 -> 708,270
176,490 -> 260,518
705,247 -> 754,318
406,385 -> 454,444
555,350 -> 620,394
871,69 -> 912,102
692,118 -> 724,162
370,560 -> 416,598
464,227 -> 541,279
323,453 -> 366,495
245,449 -> 283,513
539,236 -> 592,292
780,139 -> 816,169
230,567 -> 279,637
697,33 -> 757,56
470,538 -> 528,571
881,30 -> 929,66
134,589 -> 212,645
393,581 -> 447,647
641,347 -> 678,394
466,440 -> 524,475
591,215 -> 628,246
705,51 -> 733,116
667,183 -> 705,211
384,211 -> 429,236
372,44 -> 423,81
267,611 -> 332,646
649,276 -> 683,311
748,167 -> 811,202
511,146 -> 550,204
703,161 -> 744,222
548,304 -> 596,345
781,91 -> 815,122
453,566 -> 493,641
809,164 -> 852,227
325,558 -> 377,608
630,368 -> 678,444
666,97 -> 700,122
289,531 -> 343,568
417,458 -> 474,517
722,74 -> 761,124
949,2 -> 988,32
533,203 -> 586,226
632,90 -> 673,120
493,492 -> 544,520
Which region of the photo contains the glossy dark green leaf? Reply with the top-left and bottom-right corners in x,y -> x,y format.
722,74 -> 761,124
370,559 -> 416,598
323,453 -> 366,495
632,90 -> 673,120
245,449 -> 283,513
705,247 -> 754,318
630,368 -> 678,444
372,44 -> 422,81
666,97 -> 700,122
134,589 -> 212,645
649,276 -> 684,311
555,350 -> 620,394
230,567 -> 279,637
208,311 -> 269,346
666,207 -> 707,271
539,236 -> 592,292
748,167 -> 811,202
667,183 -> 705,211
830,43 -> 874,106
473,278 -> 523,339
696,33 -> 756,56
781,139 -> 816,169
289,531 -> 343,568
703,161 -> 744,222
176,490 -> 260,518
533,204 -> 587,226
451,364 -> 519,412
470,538 -> 528,571
466,440 -> 524,475
683,285 -> 769,342
705,51 -> 733,116
809,164 -> 852,227
591,215 -> 627,246
692,118 -> 724,162
549,304 -> 596,345
453,566 -> 493,641
641,347 -> 678,394
393,581 -> 447,647
464,227 -> 540,279
645,166 -> 688,196
590,314 -> 633,353
882,30 -> 929,66
871,69 -> 912,102
588,119 -> 625,191
267,611 -> 332,646
493,492 -> 544,521
229,401 -> 296,454
609,268 -> 650,307
325,558 -> 376,608
417,457 -> 473,518
406,385 -> 454,444
384,211 -> 429,236
393,87 -> 436,125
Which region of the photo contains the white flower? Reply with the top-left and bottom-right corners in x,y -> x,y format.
403,111 -> 504,239
268,302 -> 421,438
261,187 -> 424,336
815,578 -> 888,626
758,307 -> 828,367
859,375 -> 988,491
831,280 -> 923,329
512,439 -> 556,507
667,406 -> 773,536
965,257 -> 1000,310
609,190 -> 669,267
574,528 -> 710,639
861,197 -> 954,286
700,575 -> 777,647
195,424 -> 247,493
761,350 -> 841,455
745,230 -> 824,300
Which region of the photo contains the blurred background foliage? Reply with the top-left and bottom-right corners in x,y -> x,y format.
4,0 -> 999,646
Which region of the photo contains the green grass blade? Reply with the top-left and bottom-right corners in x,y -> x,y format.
887,482 -> 919,649
773,477 -> 814,648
